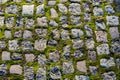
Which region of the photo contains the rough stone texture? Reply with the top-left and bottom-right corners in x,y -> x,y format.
111,40 -> 120,54
10,65 -> 22,75
50,8 -> 58,18
106,16 -> 119,25
109,27 -> 119,39
36,68 -> 46,80
102,71 -> 116,80
38,54 -> 47,66
37,17 -> 48,26
25,54 -> 35,62
87,51 -> 96,61
36,4 -> 44,14
77,60 -> 87,73
0,64 -> 7,76
22,5 -> 34,15
72,39 -> 84,49
49,50 -> 60,62
75,75 -> 89,80
2,51 -> 10,61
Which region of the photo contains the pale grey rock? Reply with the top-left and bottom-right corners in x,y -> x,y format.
0,64 -> 7,76
5,4 -> 18,14
75,75 -> 89,80
93,7 -> 103,16
100,57 -> 115,68
36,4 -> 44,14
48,1 -> 56,6
0,41 -> 6,49
48,40 -> 58,46
72,39 -> 84,49
50,8 -> 58,18
11,53 -> 22,60
49,20 -> 58,27
15,17 -> 24,28
22,5 -> 34,15
14,30 -> 22,38
60,15 -> 68,24
25,54 -> 35,62
95,31 -> 108,42
9,40 -> 19,50
97,44 -> 110,55
105,5 -> 115,14
106,16 -> 119,25
71,29 -> 83,38
23,30 -> 32,39
36,68 -> 46,80
89,66 -> 98,75
70,0 -> 80,2
85,38 -> 95,49
50,66 -> 61,79
58,4 -> 67,13
116,58 -> 120,69
22,40 -> 33,51
60,0 -> 67,3
37,17 -> 48,26
0,16 -> 4,26
111,40 -> 120,54
24,66 -> 34,80
10,65 -> 22,75
37,0 -> 44,3
74,49 -> 84,58
85,24 -> 93,37
35,28 -> 47,37
34,39 -> 47,51
77,60 -> 87,73
88,51 -> 96,61
61,29 -> 70,40
109,27 -> 119,39
102,71 -> 116,80
95,21 -> 106,30
63,61 -> 74,74
82,3 -> 90,12
63,45 -> 70,59
0,0 -> 7,3
84,13 -> 91,22
25,18 -> 34,28
4,30 -> 12,38
5,17 -> 14,28
38,54 -> 47,66
2,51 -> 10,61
52,29 -> 60,39
49,50 -> 60,62
69,3 -> 81,15
70,15 -> 82,26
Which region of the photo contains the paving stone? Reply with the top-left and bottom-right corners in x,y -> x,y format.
88,51 -> 96,61
58,4 -> 67,13
25,18 -> 34,28
85,38 -> 95,49
10,65 -> 22,75
72,39 -> 84,49
111,40 -> 120,54
5,17 -> 14,28
38,54 -> 47,66
0,64 -> 7,76
0,41 -> 6,49
74,49 -> 84,58
5,4 -> 18,14
48,1 -> 56,6
77,60 -> 87,73
71,29 -> 83,38
75,75 -> 89,80
50,8 -> 58,18
36,68 -> 46,80
93,7 -> 103,16
37,17 -> 48,26
95,21 -> 106,30
25,54 -> 35,62
4,30 -> 12,38
49,50 -> 60,62
0,16 -> 4,26
70,15 -> 82,26
106,16 -> 119,25
23,30 -> 32,39
36,4 -> 44,14
9,40 -> 19,50
22,5 -> 34,15
63,45 -> 71,59
35,28 -> 47,37
89,66 -> 98,75
109,27 -> 119,39
11,52 -> 22,60
22,40 -> 33,51
2,51 -> 10,61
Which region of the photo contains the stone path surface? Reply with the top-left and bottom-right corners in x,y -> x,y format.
0,0 -> 120,80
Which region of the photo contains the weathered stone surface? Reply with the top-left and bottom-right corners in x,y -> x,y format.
93,7 -> 103,16
15,17 -> 24,28
50,66 -> 61,79
74,49 -> 84,58
58,4 -> 67,13
0,16 -> 4,26
70,0 -> 80,2
75,75 -> 89,80
0,41 -> 6,49
50,8 -> 58,18
37,17 -> 48,26
38,54 -> 47,66
25,54 -> 35,62
84,13 -> 91,22
22,5 -> 34,15
49,20 -> 58,27
0,64 -> 7,76
36,68 -> 46,80
72,39 -> 84,49
5,4 -> 18,14
35,28 -> 47,37
4,30 -> 12,38
36,4 -> 44,14
85,38 -> 95,49
49,50 -> 60,62
95,31 -> 108,42
109,27 -> 119,39
106,16 -> 119,25
52,28 -> 60,39
25,18 -> 34,28
89,66 -> 98,75
105,5 -> 115,14
63,45 -> 70,59
111,40 -> 120,54
11,53 -> 22,60
100,57 -> 115,68
10,65 -> 22,75
69,3 -> 81,15
23,30 -> 32,39
63,61 -> 74,74
71,29 -> 83,38
77,60 -> 87,73
61,29 -> 70,40
5,17 -> 14,28
2,51 -> 10,61
70,15 -> 82,26
85,24 -> 93,37
48,1 -> 56,6
9,40 -> 19,50
14,30 -> 22,38
95,21 -> 106,30
34,39 -> 47,51
22,40 -> 33,51
88,51 -> 96,61
97,44 -> 109,55
102,71 -> 116,80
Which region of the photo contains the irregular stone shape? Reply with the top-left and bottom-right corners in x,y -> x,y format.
61,29 -> 70,40
49,20 -> 58,27
9,40 -> 19,50
60,0 -> 68,3
0,16 -> 4,26
70,0 -> 80,2
106,0 -> 113,3
105,5 -> 115,14
52,28 -> 60,39
0,0 -> 8,3
37,17 -> 48,26
35,28 -> 47,37
14,30 -> 22,38
109,27 -> 119,39
48,1 -> 56,6
36,68 -> 46,80
49,50 -> 60,62
85,24 -> 93,37
75,75 -> 89,80
5,17 -> 14,28
22,40 -> 33,51
36,4 -> 44,14
88,51 -> 96,61
60,15 -> 67,24
0,64 -> 7,76
0,6 -> 4,14
25,54 -> 35,62
74,49 -> 84,58
93,7 -> 103,16
100,57 -> 115,68
10,65 -> 22,75
95,21 -> 106,30
24,66 -> 34,80
116,58 -> 120,69
89,66 -> 98,75
11,53 -> 22,60
34,39 -> 47,51
23,30 -> 32,39
50,8 -> 58,18
111,40 -> 120,54
63,61 -> 74,74
106,16 -> 119,25
2,51 -> 10,61
50,66 -> 61,79
95,31 -> 108,42
85,38 -> 95,49
0,41 -> 6,49
92,0 -> 102,5
84,13 -> 91,22
58,4 -> 67,13
15,17 -> 24,28
82,3 -> 90,12
70,15 -> 82,26
71,29 -> 83,38
37,0 -> 44,3
101,71 -> 116,80
4,30 -> 12,38
38,54 -> 47,66
97,44 -> 109,55
77,60 -> 87,73
69,3 -> 81,15
13,0 -> 21,2
22,5 -> 34,15
25,18 -> 34,28
72,39 -> 84,49
5,4 -> 18,14
48,40 -> 58,46
63,45 -> 71,59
